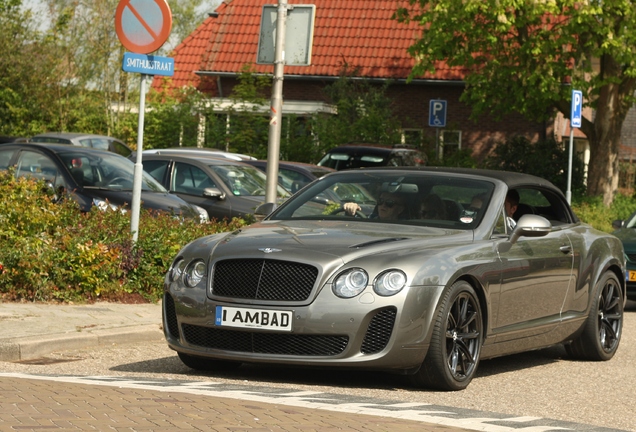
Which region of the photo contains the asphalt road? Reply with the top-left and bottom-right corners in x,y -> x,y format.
1,301 -> 635,431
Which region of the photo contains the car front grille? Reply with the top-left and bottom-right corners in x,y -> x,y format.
627,253 -> 636,263
361,307 -> 397,354
211,259 -> 319,301
182,324 -> 349,356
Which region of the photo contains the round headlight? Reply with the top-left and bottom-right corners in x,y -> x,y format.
170,259 -> 186,282
374,270 -> 406,296
184,260 -> 206,287
333,268 -> 368,298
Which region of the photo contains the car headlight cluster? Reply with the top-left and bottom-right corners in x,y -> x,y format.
332,268 -> 406,298
169,259 -> 206,287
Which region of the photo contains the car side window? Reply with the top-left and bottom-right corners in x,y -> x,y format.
142,160 -> 169,184
514,187 -> 571,225
0,148 -> 17,170
15,151 -> 60,185
111,141 -> 132,157
173,162 -> 216,195
78,138 -> 94,148
88,138 -> 110,151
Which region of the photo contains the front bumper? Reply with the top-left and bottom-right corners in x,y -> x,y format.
162,282 -> 445,372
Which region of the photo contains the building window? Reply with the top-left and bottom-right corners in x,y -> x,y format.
401,129 -> 423,147
439,130 -> 462,159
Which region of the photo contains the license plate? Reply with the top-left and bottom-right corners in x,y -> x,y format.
215,306 -> 293,332
629,271 -> 636,282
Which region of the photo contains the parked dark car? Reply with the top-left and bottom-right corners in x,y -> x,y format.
140,154 -> 290,221
30,132 -> 133,157
612,213 -> 636,301
163,167 -> 625,391
0,142 -> 207,221
243,160 -> 335,192
317,145 -> 427,170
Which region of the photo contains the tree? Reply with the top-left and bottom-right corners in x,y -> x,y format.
312,65 -> 403,152
395,0 -> 636,205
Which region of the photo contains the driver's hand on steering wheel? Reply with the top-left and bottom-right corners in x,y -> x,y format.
344,202 -> 362,216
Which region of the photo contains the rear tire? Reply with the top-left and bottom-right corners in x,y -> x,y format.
566,272 -> 623,361
410,281 -> 483,391
177,352 -> 242,371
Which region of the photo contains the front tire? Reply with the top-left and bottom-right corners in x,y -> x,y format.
177,352 -> 242,371
566,271 -> 623,361
410,281 -> 483,391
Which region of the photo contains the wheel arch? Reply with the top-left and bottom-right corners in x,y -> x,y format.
604,263 -> 626,305
454,274 -> 490,340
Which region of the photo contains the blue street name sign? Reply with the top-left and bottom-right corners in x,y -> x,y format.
571,90 -> 582,128
122,52 -> 174,76
429,99 -> 447,127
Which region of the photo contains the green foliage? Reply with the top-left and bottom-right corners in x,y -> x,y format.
394,0 -> 636,203
144,86 -> 207,149
484,136 -> 586,195
223,66 -> 271,158
428,148 -> 478,168
571,193 -> 634,233
312,65 -> 403,153
0,170 -> 247,303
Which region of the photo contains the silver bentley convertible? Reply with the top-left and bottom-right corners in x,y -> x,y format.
163,167 -> 626,390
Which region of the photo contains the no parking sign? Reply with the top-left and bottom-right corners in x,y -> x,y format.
115,0 -> 172,54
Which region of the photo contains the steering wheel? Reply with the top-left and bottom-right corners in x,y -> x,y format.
329,205 -> 368,218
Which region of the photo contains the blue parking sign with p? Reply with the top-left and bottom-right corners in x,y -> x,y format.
571,90 -> 582,128
429,99 -> 447,127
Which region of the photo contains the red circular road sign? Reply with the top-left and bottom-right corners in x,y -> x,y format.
115,0 -> 172,54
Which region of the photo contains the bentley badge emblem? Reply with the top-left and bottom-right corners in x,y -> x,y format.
259,247 -> 282,253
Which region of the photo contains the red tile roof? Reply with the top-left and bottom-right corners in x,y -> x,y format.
153,0 -> 465,92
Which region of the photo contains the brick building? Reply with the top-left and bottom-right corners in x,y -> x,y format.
152,0 -> 634,165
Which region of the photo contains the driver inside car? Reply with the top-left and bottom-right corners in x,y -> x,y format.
344,191 -> 407,220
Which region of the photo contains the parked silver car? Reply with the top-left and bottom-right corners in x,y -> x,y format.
163,167 -> 625,390
30,132 -> 133,157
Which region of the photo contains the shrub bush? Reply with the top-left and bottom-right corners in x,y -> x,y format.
0,171 -> 247,303
484,136 -> 586,196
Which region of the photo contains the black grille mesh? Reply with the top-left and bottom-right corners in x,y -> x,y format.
182,324 -> 348,356
164,293 -> 180,339
361,307 -> 397,354
627,253 -> 636,263
212,259 -> 318,301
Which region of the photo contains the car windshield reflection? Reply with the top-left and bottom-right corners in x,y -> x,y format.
270,171 -> 495,229
58,152 -> 167,192
210,165 -> 290,198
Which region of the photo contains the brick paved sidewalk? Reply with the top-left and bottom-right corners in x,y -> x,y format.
1,377 -> 468,431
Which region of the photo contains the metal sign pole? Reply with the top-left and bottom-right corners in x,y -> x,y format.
265,0 -> 287,204
130,74 -> 148,241
566,127 -> 574,204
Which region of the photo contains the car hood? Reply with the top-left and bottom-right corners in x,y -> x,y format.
612,228 -> 636,252
77,189 -> 197,215
203,219 -> 474,265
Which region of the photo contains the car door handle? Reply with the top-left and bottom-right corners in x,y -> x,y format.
560,245 -> 572,254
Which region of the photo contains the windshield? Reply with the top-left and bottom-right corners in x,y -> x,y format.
58,151 -> 167,192
270,171 -> 495,229
210,164 -> 290,198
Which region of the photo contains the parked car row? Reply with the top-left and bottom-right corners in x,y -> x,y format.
0,142 -> 207,222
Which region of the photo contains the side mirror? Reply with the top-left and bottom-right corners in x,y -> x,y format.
254,202 -> 277,221
612,219 -> 625,230
498,214 -> 551,253
202,187 -> 226,200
